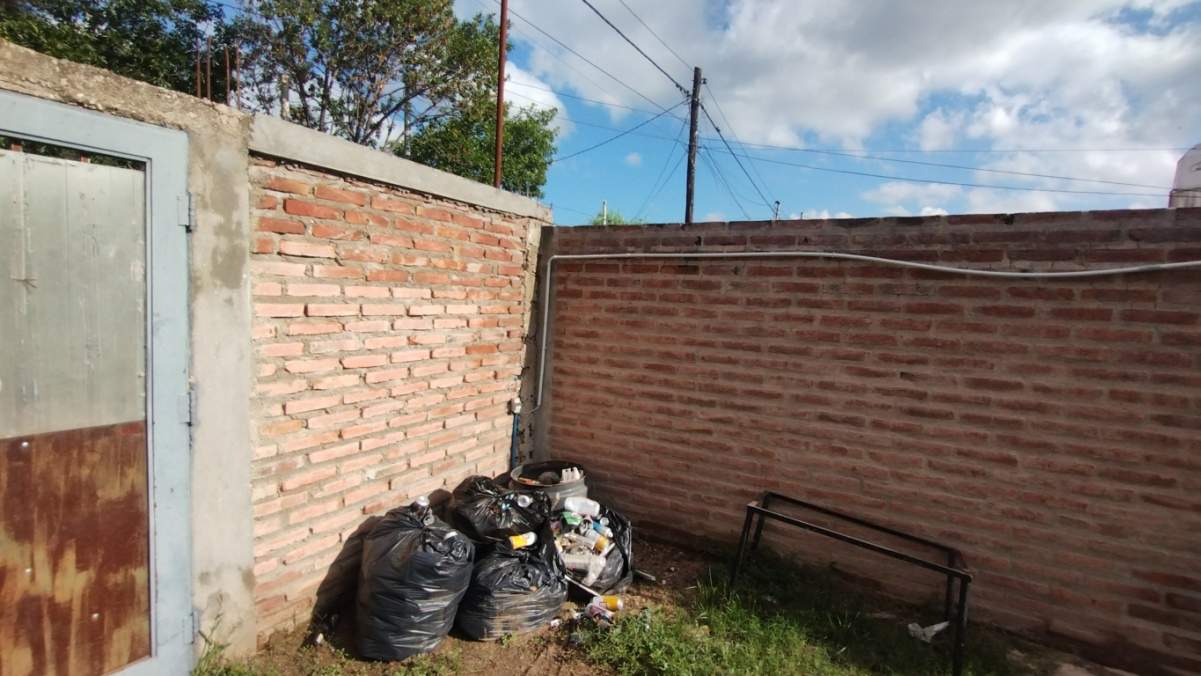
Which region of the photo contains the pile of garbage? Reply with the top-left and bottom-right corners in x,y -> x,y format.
355,497 -> 474,661
551,497 -> 634,595
450,475 -> 551,547
350,468 -> 635,661
455,524 -> 567,640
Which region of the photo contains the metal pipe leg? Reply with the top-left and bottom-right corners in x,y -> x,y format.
950,577 -> 970,676
750,508 -> 768,550
729,505 -> 756,589
943,553 -> 955,621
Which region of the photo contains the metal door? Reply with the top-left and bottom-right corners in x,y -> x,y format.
0,91 -> 191,675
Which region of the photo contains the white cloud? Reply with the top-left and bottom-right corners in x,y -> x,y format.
862,182 -> 962,206
503,62 -> 573,137
701,211 -> 727,222
920,206 -> 949,216
803,209 -> 854,219
503,0 -> 1199,211
624,152 -> 642,167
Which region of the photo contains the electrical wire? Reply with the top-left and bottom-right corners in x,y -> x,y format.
507,81 -> 665,116
707,147 -> 1170,198
704,82 -> 777,211
500,0 -> 676,114
742,143 -> 1172,190
700,105 -> 774,211
578,0 -> 690,96
635,116 -> 690,218
636,150 -> 687,221
551,101 -> 686,164
699,146 -> 751,219
614,0 -> 692,72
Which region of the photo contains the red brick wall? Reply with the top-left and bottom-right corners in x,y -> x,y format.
248,158 -> 540,638
544,209 -> 1201,673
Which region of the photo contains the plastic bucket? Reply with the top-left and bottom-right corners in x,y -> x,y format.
509,460 -> 588,511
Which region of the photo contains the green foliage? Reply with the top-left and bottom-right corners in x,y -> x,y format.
236,0 -> 497,147
0,0 -> 233,96
579,555 -> 1027,676
406,102 -> 557,198
589,208 -> 644,225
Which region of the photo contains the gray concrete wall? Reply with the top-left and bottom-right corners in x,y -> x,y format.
0,40 -> 259,656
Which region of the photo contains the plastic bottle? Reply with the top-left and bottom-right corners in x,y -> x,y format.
582,554 -> 606,586
508,531 -> 537,549
563,496 -> 601,517
591,595 -> 623,612
561,551 -> 594,572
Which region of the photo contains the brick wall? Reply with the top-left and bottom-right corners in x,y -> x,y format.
247,157 -> 540,637
544,209 -> 1201,673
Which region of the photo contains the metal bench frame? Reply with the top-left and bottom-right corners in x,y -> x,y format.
730,491 -> 973,676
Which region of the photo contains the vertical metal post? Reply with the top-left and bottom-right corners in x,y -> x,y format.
194,38 -> 201,98
684,66 -> 702,224
233,42 -> 241,110
493,0 -> 509,189
205,36 -> 212,101
602,200 -> 608,225
729,504 -> 755,588
750,493 -> 770,550
951,577 -> 970,676
224,46 -> 230,105
944,553 -> 955,621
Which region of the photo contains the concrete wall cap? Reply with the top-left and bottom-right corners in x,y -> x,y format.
249,114 -> 551,221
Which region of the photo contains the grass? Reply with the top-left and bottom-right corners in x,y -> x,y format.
577,553 -> 1040,676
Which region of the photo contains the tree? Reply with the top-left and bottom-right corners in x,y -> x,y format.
407,101 -> 557,198
589,208 -> 643,225
0,0 -> 231,96
236,0 -> 498,147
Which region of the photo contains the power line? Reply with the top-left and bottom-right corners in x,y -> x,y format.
700,104 -> 774,210
614,0 -> 691,72
707,147 -> 1170,198
699,146 -> 751,219
635,116 -> 690,218
506,81 -> 665,116
578,0 -> 689,96
738,142 -> 1172,190
551,101 -> 686,164
703,82 -> 777,205
500,0 -> 675,114
727,137 -> 1191,154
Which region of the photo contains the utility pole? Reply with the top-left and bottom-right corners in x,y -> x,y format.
493,0 -> 510,189
602,200 -> 608,225
684,67 -> 702,224
773,200 -> 781,221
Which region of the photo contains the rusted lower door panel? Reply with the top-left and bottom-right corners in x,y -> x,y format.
0,422 -> 151,676
0,151 -> 152,676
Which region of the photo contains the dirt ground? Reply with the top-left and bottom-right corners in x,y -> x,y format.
242,535 -> 710,676
232,536 -> 1128,676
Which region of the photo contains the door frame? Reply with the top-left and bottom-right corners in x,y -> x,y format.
0,90 -> 193,675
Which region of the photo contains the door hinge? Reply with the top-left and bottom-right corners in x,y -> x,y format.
190,608 -> 200,644
179,385 -> 196,426
179,192 -> 194,232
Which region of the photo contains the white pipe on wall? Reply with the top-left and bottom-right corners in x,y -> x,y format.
530,250 -> 1201,413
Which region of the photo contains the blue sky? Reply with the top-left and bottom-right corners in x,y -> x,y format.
455,0 -> 1201,225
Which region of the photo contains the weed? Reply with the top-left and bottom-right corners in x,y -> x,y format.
579,552 -> 1030,676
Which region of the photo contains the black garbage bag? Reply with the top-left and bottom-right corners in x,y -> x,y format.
450,476 -> 551,545
563,505 -> 634,595
355,501 -> 474,661
455,526 -> 567,640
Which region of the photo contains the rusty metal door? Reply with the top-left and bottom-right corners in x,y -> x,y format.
0,92 -> 191,676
